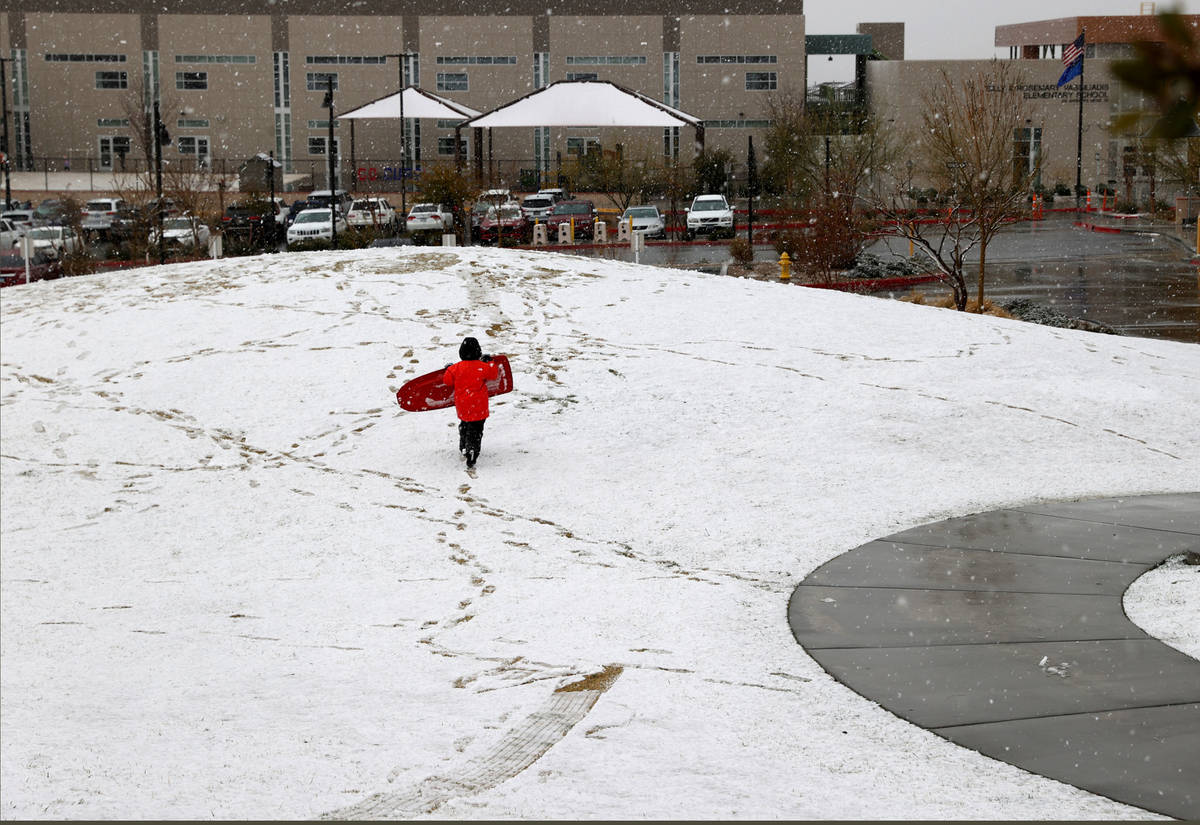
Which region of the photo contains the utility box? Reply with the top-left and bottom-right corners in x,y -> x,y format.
1175,196 -> 1200,224
239,154 -> 282,194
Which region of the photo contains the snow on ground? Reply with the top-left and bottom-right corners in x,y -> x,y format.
1124,555 -> 1200,660
1,246 -> 1197,819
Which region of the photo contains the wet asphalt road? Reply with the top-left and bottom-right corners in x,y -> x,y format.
561,216 -> 1199,344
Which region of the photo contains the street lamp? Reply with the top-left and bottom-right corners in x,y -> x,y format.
153,99 -> 171,266
385,52 -> 417,230
1,56 -> 12,209
322,75 -> 338,247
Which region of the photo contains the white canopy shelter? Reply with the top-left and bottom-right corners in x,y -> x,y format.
461,80 -> 703,132
337,86 -> 480,121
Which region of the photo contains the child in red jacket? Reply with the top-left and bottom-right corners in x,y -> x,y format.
442,337 -> 500,469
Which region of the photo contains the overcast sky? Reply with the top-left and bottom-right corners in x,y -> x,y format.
805,0 -> 1200,85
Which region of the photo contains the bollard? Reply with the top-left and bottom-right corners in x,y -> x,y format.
616,218 -> 631,243
557,221 -> 572,244
441,233 -> 457,247
779,251 -> 791,280
532,222 -> 549,246
1086,189 -> 1092,211
593,220 -> 606,244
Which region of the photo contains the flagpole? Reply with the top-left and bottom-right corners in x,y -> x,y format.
1075,28 -> 1085,212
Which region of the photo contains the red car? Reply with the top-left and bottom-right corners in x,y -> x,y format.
546,199 -> 597,242
0,252 -> 63,288
478,204 -> 530,245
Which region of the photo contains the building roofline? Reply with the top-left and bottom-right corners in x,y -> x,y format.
995,14 -> 1199,48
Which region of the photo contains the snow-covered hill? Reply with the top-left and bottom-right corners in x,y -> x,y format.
2,247 -> 1196,819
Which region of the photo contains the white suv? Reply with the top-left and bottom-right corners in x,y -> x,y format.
347,197 -> 397,233
685,194 -> 734,239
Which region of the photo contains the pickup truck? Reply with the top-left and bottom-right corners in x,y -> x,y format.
405,203 -> 453,233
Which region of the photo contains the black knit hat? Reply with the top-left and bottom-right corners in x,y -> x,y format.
459,336 -> 482,361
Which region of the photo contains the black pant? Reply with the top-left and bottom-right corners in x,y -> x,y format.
458,419 -> 486,463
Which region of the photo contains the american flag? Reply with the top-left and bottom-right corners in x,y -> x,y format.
1062,32 -> 1085,67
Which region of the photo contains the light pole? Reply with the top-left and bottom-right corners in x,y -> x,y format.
322,75 -> 338,247
385,52 -> 417,230
153,99 -> 170,266
1,56 -> 12,209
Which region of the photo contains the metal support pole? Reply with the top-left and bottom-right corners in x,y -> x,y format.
386,53 -> 416,231
1075,29 -> 1086,211
0,56 -> 11,209
154,99 -> 165,266
326,74 -> 337,248
268,150 -> 277,251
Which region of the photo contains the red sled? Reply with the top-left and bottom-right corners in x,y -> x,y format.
396,355 -> 513,412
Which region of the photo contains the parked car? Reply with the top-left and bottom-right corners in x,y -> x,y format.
81,197 -> 129,237
2,209 -> 36,232
347,197 -> 398,232
33,199 -> 67,226
286,207 -> 348,245
0,218 -> 25,249
546,199 -> 597,241
307,189 -> 353,217
406,202 -> 454,234
477,203 -> 530,244
151,215 -> 212,250
20,225 -> 82,259
521,194 -> 555,222
0,252 -> 63,288
285,199 -> 310,226
538,187 -> 572,203
684,193 -> 735,239
222,200 -> 285,246
620,205 -> 666,238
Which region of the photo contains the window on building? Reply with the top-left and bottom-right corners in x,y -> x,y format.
306,72 -> 338,92
175,55 -> 257,64
745,72 -> 777,91
437,136 -> 468,156
697,55 -> 777,64
436,56 -> 517,65
436,72 -> 468,92
47,53 -> 126,63
566,72 -> 599,81
177,118 -> 210,129
177,136 -> 210,155
306,55 -> 387,65
565,56 -> 647,65
566,137 -> 600,156
95,71 -> 128,89
436,119 -> 468,129
308,136 -> 341,156
97,118 -> 130,127
176,71 -> 208,90
306,120 -> 340,130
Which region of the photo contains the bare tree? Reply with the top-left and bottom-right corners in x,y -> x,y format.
869,60 -> 1037,311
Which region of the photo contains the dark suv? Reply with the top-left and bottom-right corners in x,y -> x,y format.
222,200 -> 284,247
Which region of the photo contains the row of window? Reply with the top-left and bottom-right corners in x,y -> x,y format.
94,65 -> 779,93
565,56 -> 647,65
697,54 -> 777,64
435,70 -> 777,92
175,54 -> 257,64
46,53 -> 126,62
306,55 -> 389,65
436,56 -> 518,65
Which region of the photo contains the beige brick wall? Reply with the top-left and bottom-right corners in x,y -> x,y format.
868,58 -> 1144,192
23,13 -> 143,161
160,15 -> 274,163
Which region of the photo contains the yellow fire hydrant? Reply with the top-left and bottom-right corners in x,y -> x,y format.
779,251 -> 791,280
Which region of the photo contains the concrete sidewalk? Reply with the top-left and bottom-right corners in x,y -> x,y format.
789,492 -> 1200,820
